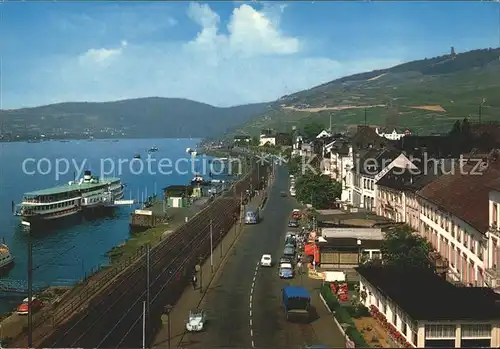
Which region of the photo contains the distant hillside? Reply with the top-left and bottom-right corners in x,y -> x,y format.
236,47 -> 500,136
0,97 -> 270,140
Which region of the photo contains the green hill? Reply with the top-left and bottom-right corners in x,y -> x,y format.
0,97 -> 270,140
235,47 -> 500,136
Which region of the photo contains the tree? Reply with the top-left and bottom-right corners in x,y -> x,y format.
449,120 -> 461,136
301,121 -> 325,140
288,156 -> 302,176
381,225 -> 434,270
295,172 -> 341,209
250,136 -> 259,146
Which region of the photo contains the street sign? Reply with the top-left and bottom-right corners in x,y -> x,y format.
161,314 -> 168,325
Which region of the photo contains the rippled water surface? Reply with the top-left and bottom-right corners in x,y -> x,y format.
0,138 -> 205,313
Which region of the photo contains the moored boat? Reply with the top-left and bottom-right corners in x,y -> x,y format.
14,170 -> 125,229
0,243 -> 15,271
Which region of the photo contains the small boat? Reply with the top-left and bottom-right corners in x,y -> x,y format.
0,243 -> 15,270
148,146 -> 159,152
191,175 -> 209,186
134,153 -> 141,159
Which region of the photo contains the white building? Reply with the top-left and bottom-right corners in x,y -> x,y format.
358,266 -> 500,348
375,127 -> 409,140
345,150 -> 413,211
259,135 -> 276,146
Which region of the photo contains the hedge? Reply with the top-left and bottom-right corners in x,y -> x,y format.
320,284 -> 369,348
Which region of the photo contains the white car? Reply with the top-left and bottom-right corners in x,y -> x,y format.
260,254 -> 272,267
186,309 -> 206,332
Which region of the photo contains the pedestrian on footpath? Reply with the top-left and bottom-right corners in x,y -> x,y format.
192,274 -> 197,289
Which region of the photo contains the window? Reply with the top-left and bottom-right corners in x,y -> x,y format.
401,322 -> 407,336
425,324 -> 456,339
494,204 -> 498,225
462,324 -> 491,339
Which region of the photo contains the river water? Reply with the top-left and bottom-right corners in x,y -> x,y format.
0,138 -> 221,314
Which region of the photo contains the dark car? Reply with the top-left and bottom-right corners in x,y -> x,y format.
280,191 -> 287,197
288,219 -> 299,228
280,256 -> 292,264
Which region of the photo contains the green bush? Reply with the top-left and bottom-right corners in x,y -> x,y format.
320,284 -> 340,310
320,284 -> 368,347
346,325 -> 369,348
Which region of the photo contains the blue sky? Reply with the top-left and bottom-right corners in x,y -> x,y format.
1,1 -> 499,109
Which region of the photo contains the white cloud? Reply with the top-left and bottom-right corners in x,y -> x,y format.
8,3 -> 403,108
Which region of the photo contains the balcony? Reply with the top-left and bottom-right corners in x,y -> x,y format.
485,266 -> 500,288
489,223 -> 500,239
428,251 -> 449,274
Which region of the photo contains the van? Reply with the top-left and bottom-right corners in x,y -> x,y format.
244,208 -> 260,224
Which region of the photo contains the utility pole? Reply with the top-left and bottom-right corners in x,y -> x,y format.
199,256 -> 203,294
220,230 -> 223,258
210,220 -> 214,274
142,301 -> 146,349
146,245 -> 150,325
27,236 -> 33,348
329,113 -> 332,133
364,108 -> 367,126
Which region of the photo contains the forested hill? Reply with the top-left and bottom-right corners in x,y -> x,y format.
0,97 -> 270,140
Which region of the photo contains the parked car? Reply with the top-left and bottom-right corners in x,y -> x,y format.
280,256 -> 293,265
288,219 -> 299,228
260,254 -> 272,267
16,297 -> 43,315
279,263 -> 294,279
186,309 -> 206,332
280,191 -> 287,197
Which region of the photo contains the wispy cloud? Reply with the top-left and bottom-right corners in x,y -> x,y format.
6,1 -> 496,108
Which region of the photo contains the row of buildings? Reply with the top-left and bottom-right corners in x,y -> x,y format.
293,124 -> 500,289
290,123 -> 500,348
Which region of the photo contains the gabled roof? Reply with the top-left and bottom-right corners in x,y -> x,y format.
353,149 -> 401,177
376,158 -> 452,192
417,159 -> 500,233
316,130 -> 332,138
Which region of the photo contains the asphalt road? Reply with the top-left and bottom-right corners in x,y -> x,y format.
181,165 -> 342,348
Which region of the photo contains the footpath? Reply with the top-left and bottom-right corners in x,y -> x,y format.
152,183 -> 271,348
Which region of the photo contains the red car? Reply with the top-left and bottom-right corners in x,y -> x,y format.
16,297 -> 43,315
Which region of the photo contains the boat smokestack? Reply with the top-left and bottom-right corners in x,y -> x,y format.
83,170 -> 92,182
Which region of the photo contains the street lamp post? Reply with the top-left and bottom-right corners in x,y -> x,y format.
27,236 -> 33,348
198,256 -> 203,294
162,305 -> 172,349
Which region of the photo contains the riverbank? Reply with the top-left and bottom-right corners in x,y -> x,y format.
107,198 -> 209,263
0,286 -> 71,344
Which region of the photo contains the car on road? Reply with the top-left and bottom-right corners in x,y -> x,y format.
280,191 -> 287,197
16,297 -> 43,315
283,245 -> 295,258
288,219 -> 299,228
260,254 -> 272,267
279,256 -> 292,265
186,309 -> 206,332
279,263 -> 294,279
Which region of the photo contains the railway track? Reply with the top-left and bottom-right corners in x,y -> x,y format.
33,163 -> 268,348
39,198 -> 238,348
